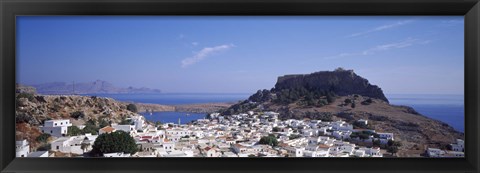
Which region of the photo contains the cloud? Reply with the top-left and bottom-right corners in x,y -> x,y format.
181,44 -> 234,68
361,38 -> 421,55
322,38 -> 429,60
347,20 -> 414,38
191,42 -> 199,46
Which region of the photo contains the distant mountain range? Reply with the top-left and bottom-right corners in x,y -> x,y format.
29,80 -> 161,94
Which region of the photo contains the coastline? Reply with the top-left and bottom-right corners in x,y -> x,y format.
133,102 -> 234,114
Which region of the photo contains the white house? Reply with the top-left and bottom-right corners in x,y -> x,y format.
16,140 -> 30,157
331,121 -> 353,131
131,116 -> 146,131
112,124 -> 135,135
377,132 -> 394,140
354,149 -> 366,157
41,119 -> 72,137
285,146 -> 304,157
426,148 -> 446,157
99,126 -> 116,135
51,137 -> 72,153
203,146 -> 219,157
103,152 -> 131,157
357,119 -> 368,125
445,151 -> 465,157
332,130 -> 352,140
361,147 -> 382,157
450,139 -> 464,152
27,151 -> 49,157
233,144 -> 248,154
162,139 -> 175,152
51,134 -> 98,154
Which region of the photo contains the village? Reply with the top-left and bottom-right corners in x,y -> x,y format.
16,111 -> 465,158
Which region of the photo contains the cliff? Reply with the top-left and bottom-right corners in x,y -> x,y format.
274,68 -> 388,102
30,80 -> 161,94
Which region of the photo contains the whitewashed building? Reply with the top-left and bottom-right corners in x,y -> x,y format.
16,140 -> 30,157
41,119 -> 72,137
27,151 -> 49,157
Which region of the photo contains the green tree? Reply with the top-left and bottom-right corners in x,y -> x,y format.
82,124 -> 99,135
36,133 -> 51,143
86,119 -> 97,126
387,140 -> 402,147
127,104 -> 138,113
68,126 -> 82,136
119,117 -> 132,125
99,119 -> 109,128
259,135 -> 279,147
387,146 -> 399,156
289,134 -> 302,140
91,131 -> 138,156
326,93 -> 335,103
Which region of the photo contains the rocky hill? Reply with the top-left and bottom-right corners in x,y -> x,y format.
30,80 -> 161,94
222,68 -> 464,157
274,68 -> 388,102
15,93 -> 143,149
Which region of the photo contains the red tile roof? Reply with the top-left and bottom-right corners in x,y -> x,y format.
100,126 -> 116,133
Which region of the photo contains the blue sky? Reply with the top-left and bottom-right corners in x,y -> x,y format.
17,16 -> 464,94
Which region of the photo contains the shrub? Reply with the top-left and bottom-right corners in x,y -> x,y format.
68,126 -> 82,136
126,104 -> 138,113
36,133 -> 51,143
82,124 -> 99,135
259,135 -> 279,147
70,111 -> 85,119
91,131 -> 138,156
99,119 -> 110,128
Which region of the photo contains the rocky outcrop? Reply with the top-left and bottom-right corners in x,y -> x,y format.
134,103 -> 175,113
274,68 -> 388,102
174,103 -> 233,113
15,95 -> 140,126
31,80 -> 161,94
221,68 -> 464,156
133,103 -> 233,114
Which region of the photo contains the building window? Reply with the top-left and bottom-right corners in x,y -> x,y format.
56,146 -> 59,150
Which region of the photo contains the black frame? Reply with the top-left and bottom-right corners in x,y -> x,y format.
1,0 -> 479,173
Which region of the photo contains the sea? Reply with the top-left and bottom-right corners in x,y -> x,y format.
386,94 -> 464,133
84,93 -> 465,132
84,93 -> 251,125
